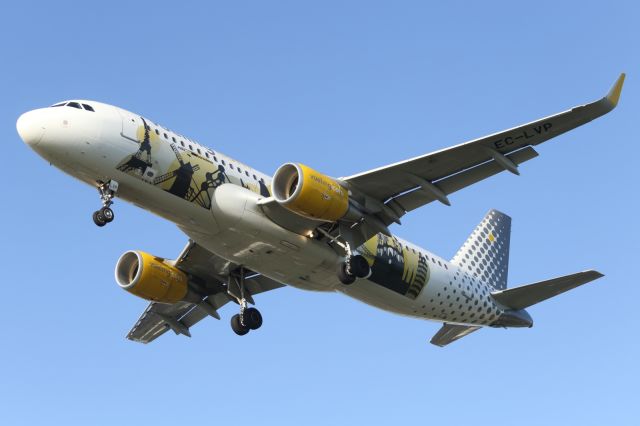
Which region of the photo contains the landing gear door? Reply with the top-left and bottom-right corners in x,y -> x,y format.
118,109 -> 143,143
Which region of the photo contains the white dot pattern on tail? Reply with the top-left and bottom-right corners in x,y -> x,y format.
451,209 -> 511,291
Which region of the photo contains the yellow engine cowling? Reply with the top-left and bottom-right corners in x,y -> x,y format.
115,251 -> 188,303
272,163 -> 349,222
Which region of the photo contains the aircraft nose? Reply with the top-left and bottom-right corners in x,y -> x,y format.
17,109 -> 47,146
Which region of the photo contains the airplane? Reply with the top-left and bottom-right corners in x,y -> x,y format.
17,74 -> 625,346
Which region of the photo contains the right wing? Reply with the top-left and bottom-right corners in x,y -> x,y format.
126,241 -> 284,344
344,74 -> 625,227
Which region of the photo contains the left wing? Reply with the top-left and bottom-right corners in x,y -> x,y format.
344,74 -> 625,225
126,241 -> 284,344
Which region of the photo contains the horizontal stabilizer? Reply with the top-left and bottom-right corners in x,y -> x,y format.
430,323 -> 481,347
491,270 -> 604,310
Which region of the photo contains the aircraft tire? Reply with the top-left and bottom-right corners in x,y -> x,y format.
243,307 -> 263,330
100,207 -> 115,223
337,262 -> 356,285
350,255 -> 371,278
93,210 -> 107,227
231,314 -> 250,335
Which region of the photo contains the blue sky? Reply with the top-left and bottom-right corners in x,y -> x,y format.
1,1 -> 638,424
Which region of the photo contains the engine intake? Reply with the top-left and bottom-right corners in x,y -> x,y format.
115,251 -> 188,304
272,163 -> 349,222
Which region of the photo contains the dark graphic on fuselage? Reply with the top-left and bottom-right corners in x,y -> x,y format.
117,118 -> 154,175
114,118 -> 265,210
359,234 -> 430,299
153,143 -> 201,199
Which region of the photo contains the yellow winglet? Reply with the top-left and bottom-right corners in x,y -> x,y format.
606,73 -> 626,107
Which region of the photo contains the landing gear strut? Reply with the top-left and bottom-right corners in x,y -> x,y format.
228,268 -> 263,336
93,180 -> 118,227
336,242 -> 371,285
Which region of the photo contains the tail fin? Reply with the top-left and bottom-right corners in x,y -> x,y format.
451,209 -> 511,290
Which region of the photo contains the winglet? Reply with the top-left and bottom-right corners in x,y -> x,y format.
606,73 -> 626,107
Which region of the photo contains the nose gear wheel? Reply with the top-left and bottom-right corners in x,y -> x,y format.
93,180 -> 118,227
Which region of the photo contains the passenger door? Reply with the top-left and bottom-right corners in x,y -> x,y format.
118,109 -> 143,143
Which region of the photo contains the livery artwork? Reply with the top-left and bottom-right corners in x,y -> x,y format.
116,118 -> 268,209
359,234 -> 430,299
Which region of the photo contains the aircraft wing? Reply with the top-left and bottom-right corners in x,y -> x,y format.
344,74 -> 625,225
126,241 -> 285,344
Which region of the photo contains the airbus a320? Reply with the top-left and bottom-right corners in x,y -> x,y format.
17,74 -> 625,346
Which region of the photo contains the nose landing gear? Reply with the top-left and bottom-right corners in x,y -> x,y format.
93,180 -> 118,227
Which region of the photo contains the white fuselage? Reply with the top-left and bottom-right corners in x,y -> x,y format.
18,100 -> 506,327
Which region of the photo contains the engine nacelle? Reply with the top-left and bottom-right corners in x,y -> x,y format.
272,163 -> 349,222
115,251 -> 188,304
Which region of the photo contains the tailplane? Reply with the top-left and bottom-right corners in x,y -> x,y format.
491,270 -> 604,310
451,209 -> 511,290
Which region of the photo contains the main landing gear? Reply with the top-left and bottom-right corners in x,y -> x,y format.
230,307 -> 263,336
228,268 -> 264,336
93,180 -> 118,227
336,242 -> 371,285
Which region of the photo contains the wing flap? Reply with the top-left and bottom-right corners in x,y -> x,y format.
127,301 -> 194,343
392,146 -> 538,213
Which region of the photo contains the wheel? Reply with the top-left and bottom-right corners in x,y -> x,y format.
337,262 -> 356,285
92,210 -> 106,227
231,314 -> 250,336
350,255 -> 371,278
100,207 -> 114,223
243,307 -> 263,330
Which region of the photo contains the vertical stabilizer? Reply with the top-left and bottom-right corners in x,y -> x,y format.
451,209 -> 511,290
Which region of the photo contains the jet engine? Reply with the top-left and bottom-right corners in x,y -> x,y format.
115,251 -> 188,304
272,163 -> 349,222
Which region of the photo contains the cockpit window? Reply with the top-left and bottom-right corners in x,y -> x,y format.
51,103 -> 65,107
82,103 -> 95,112
67,102 -> 82,109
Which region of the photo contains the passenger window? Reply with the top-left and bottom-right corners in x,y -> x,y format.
205,152 -> 209,158
172,137 -> 176,142
238,167 -> 242,173
81,104 -> 94,112
253,174 -> 257,180
67,102 -> 81,109
155,129 -> 159,135
197,148 -> 201,155
180,141 -> 185,147
230,164 -> 234,170
221,159 -> 226,165
213,156 -> 218,162
163,133 -> 168,139
189,145 -> 193,150
245,171 -> 249,177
